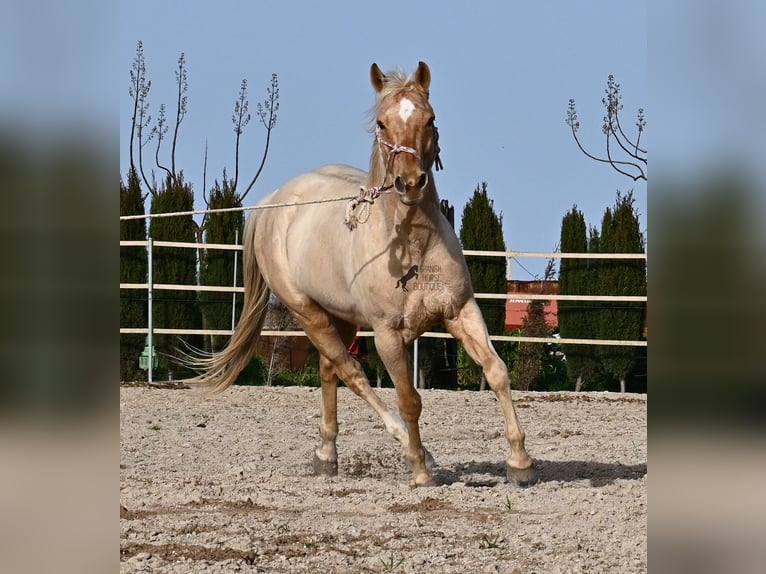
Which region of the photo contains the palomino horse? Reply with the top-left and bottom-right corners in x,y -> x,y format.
190,62 -> 536,487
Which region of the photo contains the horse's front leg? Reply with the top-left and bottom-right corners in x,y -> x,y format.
374,329 -> 435,487
445,299 -> 537,487
312,354 -> 340,476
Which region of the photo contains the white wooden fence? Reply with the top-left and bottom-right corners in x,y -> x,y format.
119,240 -> 647,340
120,208 -> 647,381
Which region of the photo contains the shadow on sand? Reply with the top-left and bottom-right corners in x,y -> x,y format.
433,458 -> 646,488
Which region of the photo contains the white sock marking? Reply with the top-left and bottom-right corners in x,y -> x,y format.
383,411 -> 409,444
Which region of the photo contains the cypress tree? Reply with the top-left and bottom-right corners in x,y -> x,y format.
200,172 -> 244,352
437,199 -> 459,389
597,191 -> 646,392
558,206 -> 600,390
588,225 -> 607,388
459,183 -> 507,335
149,173 -> 202,374
458,182 -> 507,387
120,168 -> 148,381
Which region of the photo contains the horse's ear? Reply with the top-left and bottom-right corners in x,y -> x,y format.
370,63 -> 385,93
415,61 -> 431,92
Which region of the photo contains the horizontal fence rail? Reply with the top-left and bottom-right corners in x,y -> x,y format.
120,239 -> 243,251
120,327 -> 646,348
118,195 -> 358,221
464,249 -> 646,259
120,241 -> 647,346
120,283 -> 246,293
120,225 -> 648,382
121,239 -> 647,260
119,284 -> 643,303
119,239 -> 646,304
476,293 -> 646,302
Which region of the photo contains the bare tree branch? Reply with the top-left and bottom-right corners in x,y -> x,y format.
605,130 -> 646,181
128,41 -> 147,175
231,79 -> 251,193
241,73 -> 279,201
129,41 -> 157,197
567,102 -> 615,166
203,140 -> 209,209
633,108 -> 646,156
171,53 -> 188,183
137,104 -> 155,197
610,122 -> 646,164
615,110 -> 647,156
606,76 -> 647,157
566,75 -> 647,181
607,104 -> 647,165
153,104 -> 172,183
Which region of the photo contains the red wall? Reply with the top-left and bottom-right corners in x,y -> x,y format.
504,280 -> 559,332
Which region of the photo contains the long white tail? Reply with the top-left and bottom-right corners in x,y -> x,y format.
186,215 -> 270,394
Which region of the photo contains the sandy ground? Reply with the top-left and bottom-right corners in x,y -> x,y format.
120,385 -> 646,573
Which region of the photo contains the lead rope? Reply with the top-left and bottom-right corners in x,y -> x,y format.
344,124 -> 443,230
342,187 -> 382,230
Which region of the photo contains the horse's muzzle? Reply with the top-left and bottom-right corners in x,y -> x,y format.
399,192 -> 424,206
395,173 -> 428,205
395,173 -> 428,192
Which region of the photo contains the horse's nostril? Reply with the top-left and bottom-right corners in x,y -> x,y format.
418,173 -> 428,190
395,176 -> 406,193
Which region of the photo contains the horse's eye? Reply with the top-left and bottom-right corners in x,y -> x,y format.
427,116 -> 435,126
376,120 -> 386,130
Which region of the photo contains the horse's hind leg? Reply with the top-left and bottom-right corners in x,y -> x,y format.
446,299 -> 537,487
312,354 -> 340,476
312,320 -> 357,477
292,306 -> 405,478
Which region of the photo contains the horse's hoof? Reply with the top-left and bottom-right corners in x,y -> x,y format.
409,475 -> 436,488
507,464 -> 538,487
403,448 -> 436,471
312,453 -> 338,477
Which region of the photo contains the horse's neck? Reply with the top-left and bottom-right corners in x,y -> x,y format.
365,149 -> 445,248
378,178 -> 444,247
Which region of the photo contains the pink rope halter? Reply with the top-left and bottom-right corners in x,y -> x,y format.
344,124 -> 443,230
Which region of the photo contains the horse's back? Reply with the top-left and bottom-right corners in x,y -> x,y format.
251,163 -> 363,230
313,164 -> 366,186
249,165 -> 366,312
259,164 -> 365,204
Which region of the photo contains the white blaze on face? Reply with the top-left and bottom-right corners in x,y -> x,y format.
398,97 -> 416,123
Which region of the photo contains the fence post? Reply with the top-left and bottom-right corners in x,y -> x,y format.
413,338 -> 419,388
231,229 -> 239,331
147,237 -> 154,383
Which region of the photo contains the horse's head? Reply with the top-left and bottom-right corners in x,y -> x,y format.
369,61 -> 439,206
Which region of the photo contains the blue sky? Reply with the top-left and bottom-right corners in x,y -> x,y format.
120,1 -> 647,279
